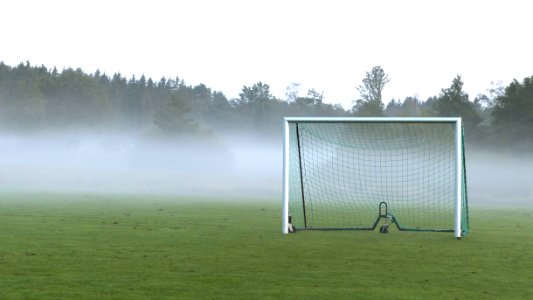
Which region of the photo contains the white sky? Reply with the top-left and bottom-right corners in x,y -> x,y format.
2,0 -> 532,108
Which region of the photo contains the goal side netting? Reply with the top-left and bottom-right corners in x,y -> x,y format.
282,117 -> 469,238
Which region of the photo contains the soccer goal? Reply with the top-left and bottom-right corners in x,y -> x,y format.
282,117 -> 469,239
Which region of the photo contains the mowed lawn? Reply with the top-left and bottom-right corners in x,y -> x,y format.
0,193 -> 532,299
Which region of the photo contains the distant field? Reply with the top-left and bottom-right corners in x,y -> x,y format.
0,192 -> 532,299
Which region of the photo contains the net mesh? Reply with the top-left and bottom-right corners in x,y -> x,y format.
288,121 -> 466,232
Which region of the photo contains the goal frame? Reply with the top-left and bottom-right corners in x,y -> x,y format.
281,117 -> 467,239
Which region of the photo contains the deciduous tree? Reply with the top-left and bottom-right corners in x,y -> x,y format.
353,66 -> 390,116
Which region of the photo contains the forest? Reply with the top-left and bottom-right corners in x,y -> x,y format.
0,61 -> 532,149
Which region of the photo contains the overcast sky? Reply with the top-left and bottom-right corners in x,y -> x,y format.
2,0 -> 532,108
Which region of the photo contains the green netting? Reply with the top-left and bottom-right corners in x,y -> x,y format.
288,121 -> 469,233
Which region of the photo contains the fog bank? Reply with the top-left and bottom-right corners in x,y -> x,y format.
0,133 -> 282,198
0,132 -> 531,205
467,148 -> 533,206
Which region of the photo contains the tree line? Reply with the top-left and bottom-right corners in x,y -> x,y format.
0,61 -> 531,148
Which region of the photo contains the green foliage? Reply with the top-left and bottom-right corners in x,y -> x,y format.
352,99 -> 385,116
353,66 -> 389,116
50,68 -> 113,128
153,94 -> 200,136
0,62 -> 46,130
432,75 -> 481,137
239,82 -> 274,130
0,61 -> 532,147
385,97 -> 433,117
285,86 -> 348,118
0,62 -> 353,137
1,193 -> 532,299
357,66 -> 390,103
491,75 -> 533,147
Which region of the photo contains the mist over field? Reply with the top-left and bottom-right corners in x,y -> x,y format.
0,131 -> 532,205
467,148 -> 533,206
0,132 -> 281,198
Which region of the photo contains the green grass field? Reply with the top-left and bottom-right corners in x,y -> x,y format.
1,192 -> 532,299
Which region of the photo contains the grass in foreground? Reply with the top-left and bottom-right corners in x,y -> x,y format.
0,192 -> 532,299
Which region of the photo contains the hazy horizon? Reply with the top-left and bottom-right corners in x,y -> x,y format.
0,130 -> 531,206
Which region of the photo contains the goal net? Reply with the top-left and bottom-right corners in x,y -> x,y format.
282,117 -> 469,238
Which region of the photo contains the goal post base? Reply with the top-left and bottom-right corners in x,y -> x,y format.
370,201 -> 404,232
300,201 -> 460,234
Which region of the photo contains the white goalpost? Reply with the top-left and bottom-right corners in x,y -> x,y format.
282,117 -> 469,239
